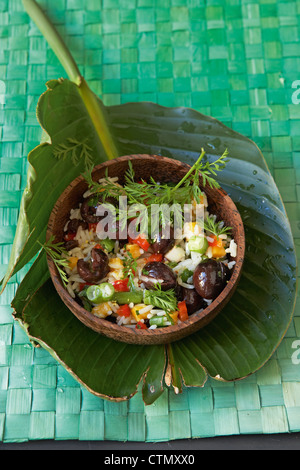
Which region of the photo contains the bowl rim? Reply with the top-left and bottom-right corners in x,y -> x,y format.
46,154 -> 245,343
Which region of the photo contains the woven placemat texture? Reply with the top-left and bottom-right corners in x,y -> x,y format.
0,0 -> 300,442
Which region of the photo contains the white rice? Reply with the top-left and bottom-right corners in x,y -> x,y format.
117,316 -> 126,326
82,244 -> 95,256
225,239 -> 237,258
150,309 -> 167,316
66,283 -> 76,298
70,208 -> 81,220
68,274 -> 84,283
138,305 -> 153,315
108,301 -> 119,313
99,176 -> 119,184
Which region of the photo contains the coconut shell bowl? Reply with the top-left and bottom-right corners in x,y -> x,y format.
46,154 -> 245,345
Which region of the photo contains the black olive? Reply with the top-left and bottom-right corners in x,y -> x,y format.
193,259 -> 231,300
80,194 -> 101,224
64,239 -> 79,251
151,225 -> 175,255
105,315 -> 117,324
142,262 -> 177,291
77,247 -> 109,284
67,219 -> 88,233
179,287 -> 207,315
80,194 -> 117,224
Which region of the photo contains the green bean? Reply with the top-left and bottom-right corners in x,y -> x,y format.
113,291 -> 144,305
86,283 -> 115,304
149,315 -> 168,327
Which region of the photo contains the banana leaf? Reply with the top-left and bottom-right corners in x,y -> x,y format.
3,0 -> 298,404
9,82 -> 297,403
12,251 -> 167,404
0,77 -> 119,293
0,0 -> 118,293
107,102 -> 297,388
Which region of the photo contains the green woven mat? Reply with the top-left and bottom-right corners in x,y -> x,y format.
1,0 -> 300,443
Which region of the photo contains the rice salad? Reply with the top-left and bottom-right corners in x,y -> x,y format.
59,163 -> 237,331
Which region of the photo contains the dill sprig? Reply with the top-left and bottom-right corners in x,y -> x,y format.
39,236 -> 69,287
122,250 -> 138,291
144,283 -> 178,317
196,149 -> 229,189
171,148 -> 229,196
53,138 -> 94,167
82,150 -> 230,233
204,215 -> 232,237
83,149 -> 229,208
82,165 -> 124,202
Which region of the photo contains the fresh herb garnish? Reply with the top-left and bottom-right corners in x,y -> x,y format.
101,238 -> 115,253
39,236 -> 69,287
204,215 -> 232,237
191,149 -> 229,190
122,250 -> 138,291
181,268 -> 194,283
144,283 -> 178,321
83,165 -> 124,202
53,138 -> 94,167
84,149 -> 229,207
83,149 -> 230,235
166,261 -> 178,269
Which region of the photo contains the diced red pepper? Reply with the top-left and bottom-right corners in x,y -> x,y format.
146,253 -> 163,263
136,321 -> 147,330
178,301 -> 188,322
94,243 -> 103,250
129,235 -> 150,252
64,232 -> 76,241
207,235 -> 222,248
89,223 -> 98,232
113,279 -> 130,292
117,304 -> 131,318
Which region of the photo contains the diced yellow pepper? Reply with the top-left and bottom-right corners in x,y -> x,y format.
108,257 -> 124,269
92,302 -> 112,318
211,245 -> 226,259
188,222 -> 197,232
168,311 -> 179,324
68,257 -> 78,270
131,304 -> 149,321
126,244 -> 142,259
109,269 -> 124,281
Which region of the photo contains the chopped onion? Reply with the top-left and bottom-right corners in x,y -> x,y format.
177,277 -> 195,289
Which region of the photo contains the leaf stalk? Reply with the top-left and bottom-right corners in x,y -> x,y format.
23,0 -> 81,85
22,0 -> 119,160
